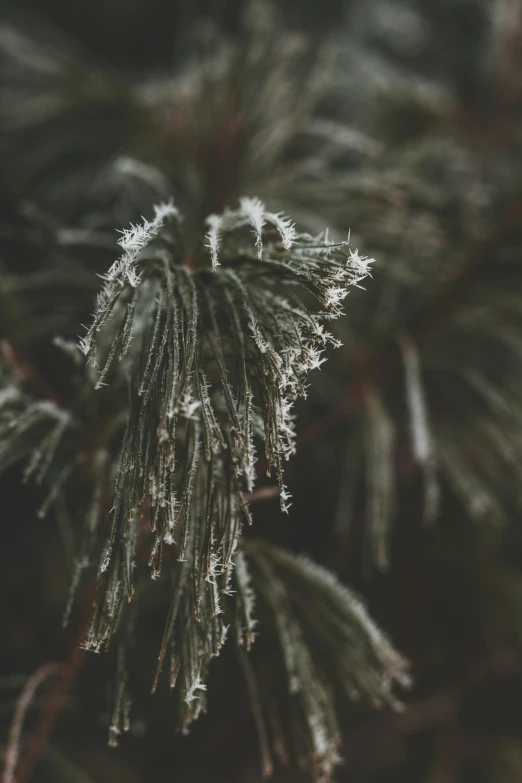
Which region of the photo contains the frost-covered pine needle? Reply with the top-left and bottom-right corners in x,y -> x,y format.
243,539 -> 410,783
71,196 -> 374,733
205,213 -> 223,270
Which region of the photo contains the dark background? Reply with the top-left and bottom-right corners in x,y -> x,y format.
3,1 -> 522,781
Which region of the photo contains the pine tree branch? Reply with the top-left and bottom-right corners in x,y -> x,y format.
296,195 -> 522,456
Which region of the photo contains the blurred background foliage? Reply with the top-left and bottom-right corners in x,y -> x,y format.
2,0 -> 522,781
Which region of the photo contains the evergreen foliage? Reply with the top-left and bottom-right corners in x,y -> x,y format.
2,1 -> 522,782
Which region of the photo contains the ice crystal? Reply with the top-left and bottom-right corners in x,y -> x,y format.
73,197 -> 374,728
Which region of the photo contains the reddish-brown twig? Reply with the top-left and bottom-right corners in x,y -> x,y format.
14,620 -> 90,783
2,663 -> 61,783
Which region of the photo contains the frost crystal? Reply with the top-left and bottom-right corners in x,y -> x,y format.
205,213 -> 223,271
74,197 -> 373,739
240,196 -> 266,258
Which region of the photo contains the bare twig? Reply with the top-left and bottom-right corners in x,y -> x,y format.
2,663 -> 61,783
14,621 -> 89,783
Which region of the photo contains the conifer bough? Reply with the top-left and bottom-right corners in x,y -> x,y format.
0,191 -> 410,782
79,197 -> 372,595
